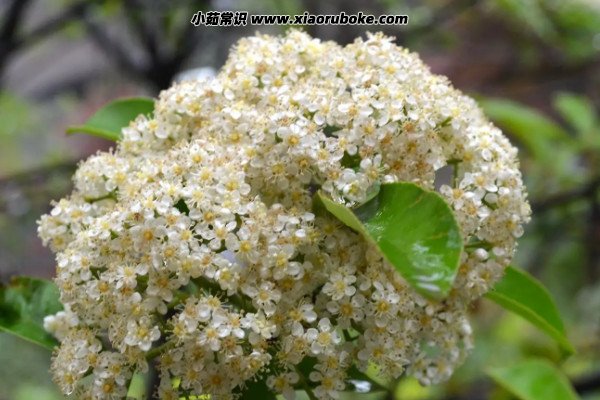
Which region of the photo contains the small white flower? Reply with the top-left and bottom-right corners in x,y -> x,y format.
124,317 -> 160,351
267,371 -> 299,400
306,318 -> 341,355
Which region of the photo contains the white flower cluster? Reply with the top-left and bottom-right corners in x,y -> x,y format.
38,30 -> 530,399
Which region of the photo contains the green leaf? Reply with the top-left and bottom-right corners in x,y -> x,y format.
0,277 -> 62,350
66,97 -> 154,141
485,266 -> 575,355
126,374 -> 146,399
487,358 -> 579,400
479,98 -> 573,160
315,183 -> 463,299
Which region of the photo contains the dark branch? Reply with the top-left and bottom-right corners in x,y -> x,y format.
123,0 -> 161,66
139,2 -> 201,89
0,0 -> 94,87
574,370 -> 600,395
0,0 -> 32,84
0,0 -> 31,45
532,177 -> 600,214
14,1 -> 90,49
0,161 -> 77,185
485,58 -> 600,92
82,14 -> 144,81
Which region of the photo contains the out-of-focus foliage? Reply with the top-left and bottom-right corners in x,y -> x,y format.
481,93 -> 599,199
491,0 -> 600,61
0,92 -> 58,176
483,91 -> 600,400
479,97 -> 575,162
0,335 -> 62,400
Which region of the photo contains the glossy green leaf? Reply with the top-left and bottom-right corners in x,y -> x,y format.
480,98 -> 573,160
487,358 -> 579,400
66,97 -> 154,141
316,183 -> 463,299
0,277 -> 62,350
485,266 -> 574,354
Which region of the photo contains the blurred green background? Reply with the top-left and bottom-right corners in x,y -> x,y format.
0,0 -> 599,399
